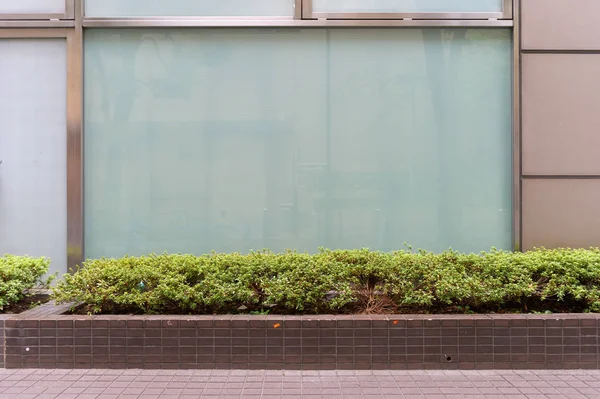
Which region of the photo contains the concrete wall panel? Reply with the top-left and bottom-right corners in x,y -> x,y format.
523,179 -> 600,250
522,53 -> 600,175
522,0 -> 600,50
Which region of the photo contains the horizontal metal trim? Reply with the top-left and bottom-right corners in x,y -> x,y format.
310,11 -> 507,20
0,13 -> 69,20
83,15 -> 295,21
83,17 -> 513,28
522,49 -> 600,54
0,28 -> 70,38
0,20 -> 75,28
523,175 -> 600,180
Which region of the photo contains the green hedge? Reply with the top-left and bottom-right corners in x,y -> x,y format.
0,255 -> 51,310
52,248 -> 600,315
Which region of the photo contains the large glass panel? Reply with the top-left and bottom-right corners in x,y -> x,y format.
0,39 -> 67,276
313,0 -> 502,14
85,0 -> 294,17
84,28 -> 512,258
0,0 -> 65,14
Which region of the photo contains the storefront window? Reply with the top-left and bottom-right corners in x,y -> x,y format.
84,28 -> 512,258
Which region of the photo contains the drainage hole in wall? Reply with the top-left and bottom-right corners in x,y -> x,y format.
446,356 -> 452,362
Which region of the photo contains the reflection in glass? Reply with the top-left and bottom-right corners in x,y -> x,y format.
85,0 -> 294,17
84,28 -> 512,258
0,39 -> 67,276
313,0 -> 503,13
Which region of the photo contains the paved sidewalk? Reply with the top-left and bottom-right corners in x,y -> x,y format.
0,369 -> 599,399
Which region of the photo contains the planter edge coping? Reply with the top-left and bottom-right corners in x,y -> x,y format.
6,301 -> 600,321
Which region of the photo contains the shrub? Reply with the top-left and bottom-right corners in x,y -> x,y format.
0,255 -> 52,310
52,248 -> 600,315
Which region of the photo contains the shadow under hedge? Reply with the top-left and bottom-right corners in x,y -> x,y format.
52,248 -> 600,315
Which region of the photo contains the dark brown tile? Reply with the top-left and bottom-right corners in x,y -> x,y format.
21,320 -> 39,328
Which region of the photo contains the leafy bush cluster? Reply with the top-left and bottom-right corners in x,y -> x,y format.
52,248 -> 600,315
0,255 -> 51,310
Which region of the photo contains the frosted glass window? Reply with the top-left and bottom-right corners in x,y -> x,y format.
313,0 -> 503,13
0,0 -> 65,14
0,39 -> 67,276
84,28 -> 512,258
85,0 -> 294,17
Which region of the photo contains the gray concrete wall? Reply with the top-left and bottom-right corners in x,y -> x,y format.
521,0 -> 600,250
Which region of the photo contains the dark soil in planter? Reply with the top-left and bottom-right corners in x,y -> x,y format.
66,297 -> 587,316
0,294 -> 51,314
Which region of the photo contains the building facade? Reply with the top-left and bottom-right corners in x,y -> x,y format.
0,0 -> 593,275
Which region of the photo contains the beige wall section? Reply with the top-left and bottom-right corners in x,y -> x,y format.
522,54 -> 600,176
523,179 -> 600,250
522,0 -> 600,50
521,0 -> 600,250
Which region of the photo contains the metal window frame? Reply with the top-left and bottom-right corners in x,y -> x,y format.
66,0 -> 84,273
303,0 -> 513,20
0,0 -> 522,272
513,0 -> 522,251
0,0 -> 74,20
82,18 -> 512,28
80,0 -> 512,28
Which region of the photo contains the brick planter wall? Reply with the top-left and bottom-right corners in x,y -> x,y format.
3,303 -> 600,369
